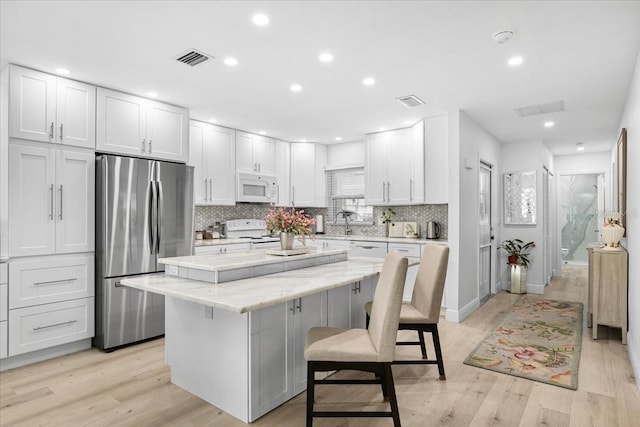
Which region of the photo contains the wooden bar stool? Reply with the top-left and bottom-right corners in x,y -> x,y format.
304,252 -> 408,427
366,243 -> 449,380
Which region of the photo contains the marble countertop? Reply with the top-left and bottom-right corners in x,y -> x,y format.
122,257 -> 388,313
160,247 -> 348,271
194,235 -> 448,247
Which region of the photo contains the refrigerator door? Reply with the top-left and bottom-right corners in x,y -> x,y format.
97,277 -> 165,350
155,161 -> 194,263
97,155 -> 156,278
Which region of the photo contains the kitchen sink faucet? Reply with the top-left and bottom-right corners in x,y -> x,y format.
335,210 -> 357,235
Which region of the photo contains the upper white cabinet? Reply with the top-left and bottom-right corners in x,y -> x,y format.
9,65 -> 96,148
236,131 -> 275,175
365,121 -> 424,205
290,142 -> 327,207
189,120 -> 236,206
9,145 -> 95,257
424,115 -> 449,204
274,140 -> 291,206
96,88 -> 188,163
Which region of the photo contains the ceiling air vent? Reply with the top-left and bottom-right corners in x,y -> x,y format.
395,95 -> 425,108
175,49 -> 211,67
514,100 -> 565,117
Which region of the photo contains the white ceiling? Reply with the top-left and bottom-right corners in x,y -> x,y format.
1,1 -> 639,155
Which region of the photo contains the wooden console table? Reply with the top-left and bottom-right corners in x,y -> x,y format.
587,246 -> 628,344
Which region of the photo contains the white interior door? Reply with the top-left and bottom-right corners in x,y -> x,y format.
478,162 -> 492,299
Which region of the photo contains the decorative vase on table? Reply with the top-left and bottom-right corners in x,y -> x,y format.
601,216 -> 625,249
280,232 -> 295,250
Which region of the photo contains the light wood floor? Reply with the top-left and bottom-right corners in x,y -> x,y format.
1,265 -> 638,426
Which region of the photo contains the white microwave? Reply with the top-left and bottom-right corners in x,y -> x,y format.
237,172 -> 278,203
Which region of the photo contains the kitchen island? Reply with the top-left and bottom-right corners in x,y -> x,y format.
122,252 -> 393,422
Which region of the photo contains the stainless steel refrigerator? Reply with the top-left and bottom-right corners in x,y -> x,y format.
94,154 -> 194,350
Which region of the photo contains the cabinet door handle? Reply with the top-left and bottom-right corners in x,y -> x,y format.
149,139 -> 152,153
142,139 -> 146,153
58,185 -> 63,219
290,300 -> 296,314
204,178 -> 208,201
292,186 -> 295,205
296,297 -> 302,313
395,248 -> 409,252
49,122 -> 54,139
48,184 -> 54,220
33,278 -> 77,286
387,181 -> 390,202
33,320 -> 77,331
258,162 -> 261,172
382,182 -> 386,202
209,178 -> 213,201
409,179 -> 414,202
59,123 -> 63,141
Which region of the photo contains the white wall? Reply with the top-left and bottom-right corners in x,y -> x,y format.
446,109 -> 501,322
326,140 -> 364,168
618,49 -> 640,388
500,140 -> 554,294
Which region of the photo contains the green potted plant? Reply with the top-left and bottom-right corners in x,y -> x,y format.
498,239 -> 535,267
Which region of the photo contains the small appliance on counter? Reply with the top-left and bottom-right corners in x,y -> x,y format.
223,219 -> 280,248
426,221 -> 441,239
314,215 -> 324,234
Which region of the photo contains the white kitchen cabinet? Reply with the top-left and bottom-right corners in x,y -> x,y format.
236,131 -> 275,175
274,140 -> 291,206
194,243 -> 251,255
365,121 -> 424,205
96,88 -> 188,163
290,142 -> 327,207
9,145 -> 94,257
0,264 -> 7,359
189,121 -> 236,206
291,293 -> 327,394
9,65 -> 96,148
424,115 -> 448,203
8,254 -> 94,309
327,278 -> 376,330
8,297 -> 94,356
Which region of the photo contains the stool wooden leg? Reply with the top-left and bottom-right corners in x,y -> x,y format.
306,361 -> 315,427
418,330 -> 428,359
431,325 -> 446,380
383,362 -> 401,427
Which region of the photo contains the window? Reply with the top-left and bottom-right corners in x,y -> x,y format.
326,167 -> 373,225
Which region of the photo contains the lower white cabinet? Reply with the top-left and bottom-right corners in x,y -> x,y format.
0,321 -> 7,359
327,277 -> 376,330
9,254 -> 94,309
0,263 -> 7,359
8,297 -> 94,356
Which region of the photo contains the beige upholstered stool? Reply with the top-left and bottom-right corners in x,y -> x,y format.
366,243 -> 450,380
304,252 -> 408,427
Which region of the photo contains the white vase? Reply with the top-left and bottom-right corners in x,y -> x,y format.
601,224 -> 624,248
280,232 -> 294,250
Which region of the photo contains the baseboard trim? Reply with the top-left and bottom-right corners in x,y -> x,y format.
526,283 -> 545,294
445,298 -> 479,323
0,339 -> 91,372
627,332 -> 640,391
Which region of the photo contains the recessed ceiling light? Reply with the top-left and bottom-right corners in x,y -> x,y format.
576,142 -> 585,152
363,77 -> 376,86
259,131 -> 266,135
335,137 -> 342,141
147,91 -> 158,98
208,118 -> 217,123
55,67 -> 70,75
508,56 -> 524,67
252,14 -> 269,26
544,121 -> 555,128
319,52 -> 333,63
290,83 -> 302,92
493,30 -> 515,44
224,57 -> 238,66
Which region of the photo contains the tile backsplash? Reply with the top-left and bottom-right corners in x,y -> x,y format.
195,204 -> 448,239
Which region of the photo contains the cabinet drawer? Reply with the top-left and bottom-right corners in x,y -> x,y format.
0,284 -> 7,322
388,243 -> 421,257
8,297 -> 94,356
1,263 -> 7,284
9,254 -> 94,309
0,321 -> 7,359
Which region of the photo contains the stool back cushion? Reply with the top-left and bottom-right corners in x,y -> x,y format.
368,252 -> 408,361
411,244 -> 449,322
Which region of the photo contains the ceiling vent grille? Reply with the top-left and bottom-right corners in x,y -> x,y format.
395,95 -> 425,108
514,100 -> 565,117
175,49 -> 211,67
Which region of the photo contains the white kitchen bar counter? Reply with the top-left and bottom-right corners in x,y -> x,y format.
120,256 -> 416,423
121,257 -> 385,313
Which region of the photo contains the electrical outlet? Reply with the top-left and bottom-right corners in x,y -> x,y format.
166,265 -> 179,276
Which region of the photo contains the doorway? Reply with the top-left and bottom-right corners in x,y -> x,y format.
478,161 -> 492,301
559,173 -> 604,264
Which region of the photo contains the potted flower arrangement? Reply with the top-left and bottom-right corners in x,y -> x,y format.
264,207 -> 316,250
498,239 -> 535,294
498,239 -> 535,267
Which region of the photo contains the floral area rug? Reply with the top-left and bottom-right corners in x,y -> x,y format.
463,296 -> 583,390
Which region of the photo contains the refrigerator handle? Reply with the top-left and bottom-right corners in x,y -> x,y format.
156,180 -> 163,253
149,180 -> 156,254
